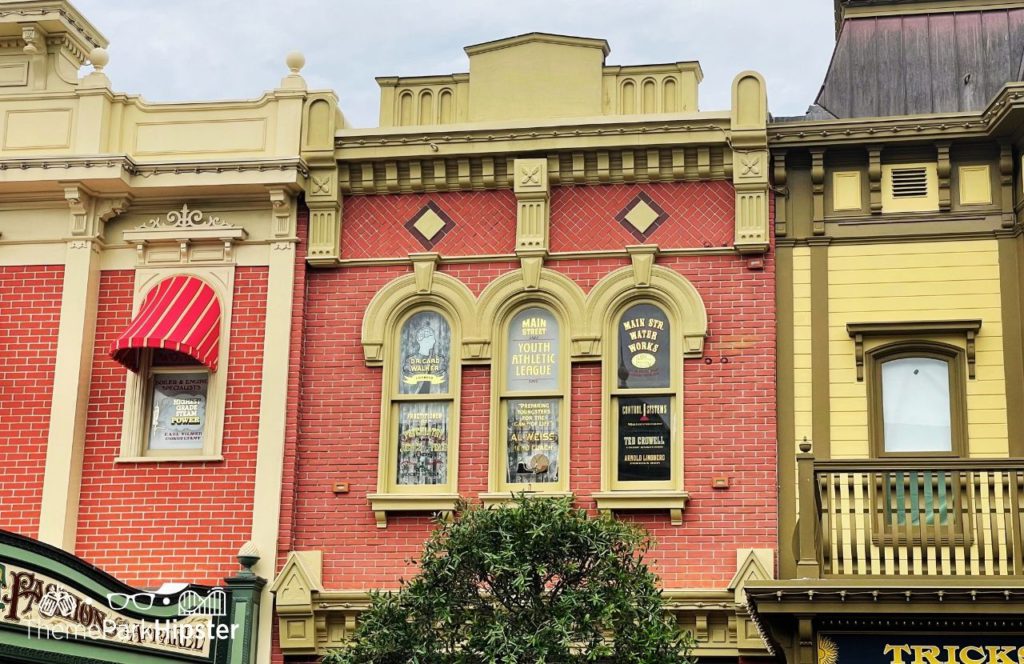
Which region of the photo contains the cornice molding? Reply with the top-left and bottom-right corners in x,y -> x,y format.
0,156 -> 309,179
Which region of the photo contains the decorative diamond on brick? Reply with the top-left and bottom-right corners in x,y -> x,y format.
615,192 -> 669,241
405,202 -> 455,249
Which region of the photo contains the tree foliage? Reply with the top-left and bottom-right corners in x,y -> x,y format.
324,496 -> 694,664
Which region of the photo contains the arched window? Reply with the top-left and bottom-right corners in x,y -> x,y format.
608,302 -> 676,488
385,309 -> 458,489
868,342 -> 966,457
487,304 -> 569,499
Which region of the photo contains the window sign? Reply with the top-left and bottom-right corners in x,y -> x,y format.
148,372 -> 208,450
398,311 -> 451,395
506,398 -> 560,484
396,401 -> 449,485
617,396 -> 671,482
506,307 -> 560,392
617,304 -> 671,389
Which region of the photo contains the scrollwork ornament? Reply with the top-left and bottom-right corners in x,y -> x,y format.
140,204 -> 230,230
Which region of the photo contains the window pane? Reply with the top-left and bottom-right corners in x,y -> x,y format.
506,398 -> 560,484
617,303 -> 670,389
148,372 -> 208,450
882,357 -> 952,453
617,396 -> 672,482
506,307 -> 560,392
398,311 -> 451,394
396,402 -> 449,485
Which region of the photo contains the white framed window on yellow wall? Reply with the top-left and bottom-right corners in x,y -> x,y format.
484,304 -> 570,503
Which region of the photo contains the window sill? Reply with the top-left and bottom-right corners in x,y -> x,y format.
593,491 -> 690,526
367,493 -> 460,528
116,454 -> 224,463
479,491 -> 573,508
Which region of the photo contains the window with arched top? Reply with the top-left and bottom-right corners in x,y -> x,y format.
867,342 -> 967,457
380,308 -> 460,494
607,301 -> 679,490
486,304 -> 570,499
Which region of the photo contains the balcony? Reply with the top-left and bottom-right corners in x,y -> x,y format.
795,444 -> 1024,578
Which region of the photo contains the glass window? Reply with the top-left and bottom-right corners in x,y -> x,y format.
398,311 -> 451,394
148,371 -> 209,450
396,402 -> 450,485
493,306 -> 567,493
611,303 -> 676,489
617,303 -> 670,389
384,309 -> 457,492
881,357 -> 952,453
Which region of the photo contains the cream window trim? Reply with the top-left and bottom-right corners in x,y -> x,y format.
597,296 -> 688,524
370,304 -> 462,528
484,301 -> 572,506
881,163 -> 939,213
117,267 -> 234,462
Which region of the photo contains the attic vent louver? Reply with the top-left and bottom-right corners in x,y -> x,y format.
890,167 -> 929,198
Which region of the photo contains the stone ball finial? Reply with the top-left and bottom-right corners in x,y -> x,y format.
89,47 -> 109,71
285,51 -> 305,74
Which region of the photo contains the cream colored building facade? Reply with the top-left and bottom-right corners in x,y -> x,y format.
0,2 -> 338,663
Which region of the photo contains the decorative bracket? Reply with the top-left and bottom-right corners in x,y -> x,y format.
516,248 -> 547,290
410,253 -> 440,293
268,187 -> 299,240
514,158 -> 550,253
810,148 -> 826,234
626,244 -> 659,287
846,320 -> 982,380
867,146 -> 883,215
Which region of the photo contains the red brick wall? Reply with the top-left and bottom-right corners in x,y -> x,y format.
74,267 -> 268,587
550,181 -> 735,252
342,190 -> 517,258
291,183 -> 776,591
0,265 -> 63,537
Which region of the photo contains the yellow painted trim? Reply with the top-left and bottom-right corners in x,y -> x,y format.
959,164 -> 993,206
832,170 -> 863,212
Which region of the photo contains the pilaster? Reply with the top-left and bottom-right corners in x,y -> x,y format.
730,72 -> 770,254
37,184 -> 128,549
302,92 -> 342,266
251,187 -> 300,664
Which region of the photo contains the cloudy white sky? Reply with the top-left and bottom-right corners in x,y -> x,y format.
74,0 -> 836,127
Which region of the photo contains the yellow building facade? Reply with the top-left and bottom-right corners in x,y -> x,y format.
751,1 -> 1024,662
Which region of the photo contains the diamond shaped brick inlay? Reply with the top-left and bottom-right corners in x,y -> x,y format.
615,192 -> 668,241
405,202 -> 455,249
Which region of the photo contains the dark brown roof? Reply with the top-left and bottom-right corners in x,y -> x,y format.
816,8 -> 1024,118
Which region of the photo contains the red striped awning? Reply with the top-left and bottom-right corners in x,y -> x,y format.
110,275 -> 221,372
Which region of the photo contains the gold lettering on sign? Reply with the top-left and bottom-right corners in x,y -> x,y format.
881,644 -> 1024,664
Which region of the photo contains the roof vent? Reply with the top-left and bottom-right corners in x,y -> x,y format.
890,167 -> 929,198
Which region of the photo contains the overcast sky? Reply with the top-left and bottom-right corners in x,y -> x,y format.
73,0 -> 836,127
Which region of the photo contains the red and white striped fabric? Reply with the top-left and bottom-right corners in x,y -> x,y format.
110,275 -> 221,372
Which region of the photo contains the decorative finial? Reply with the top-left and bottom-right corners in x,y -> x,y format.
237,541 -> 260,576
89,47 -> 109,72
285,51 -> 305,74
799,436 -> 811,454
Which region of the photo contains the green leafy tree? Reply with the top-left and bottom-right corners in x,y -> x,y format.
324,495 -> 695,664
